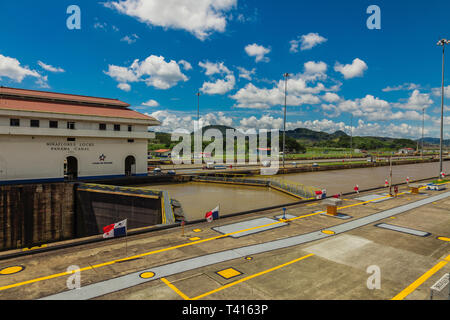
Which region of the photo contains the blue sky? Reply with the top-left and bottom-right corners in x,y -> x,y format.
0,0 -> 449,138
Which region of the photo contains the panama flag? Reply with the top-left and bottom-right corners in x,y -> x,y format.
103,219 -> 127,238
205,206 -> 219,222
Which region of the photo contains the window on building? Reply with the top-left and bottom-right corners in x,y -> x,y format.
128,125 -> 133,132
10,119 -> 20,127
99,123 -> 107,131
67,122 -> 76,130
49,120 -> 58,128
67,138 -> 76,142
30,119 -> 40,128
114,124 -> 121,131
128,139 -> 134,143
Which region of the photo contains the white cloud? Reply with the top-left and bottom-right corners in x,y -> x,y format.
334,58 -> 368,79
121,34 -> 139,44
0,54 -> 42,82
237,66 -> 256,81
178,60 -> 193,71
37,61 -> 65,73
245,43 -> 271,63
105,55 -> 188,90
382,83 -> 420,92
142,99 -> 160,107
394,90 -> 434,110
290,33 -> 327,52
432,85 -> 450,98
104,0 -> 237,40
322,92 -> 341,103
304,61 -> 327,75
201,74 -> 235,95
198,61 -> 231,75
149,110 -> 233,132
117,83 -> 131,91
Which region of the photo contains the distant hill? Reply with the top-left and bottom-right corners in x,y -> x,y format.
417,137 -> 450,146
149,126 -> 420,151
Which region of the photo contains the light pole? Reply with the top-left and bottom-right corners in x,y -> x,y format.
421,108 -> 425,158
437,39 -> 449,179
196,91 -> 201,122
283,73 -> 290,169
350,113 -> 353,154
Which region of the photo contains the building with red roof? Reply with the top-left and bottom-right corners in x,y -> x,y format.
0,87 -> 161,184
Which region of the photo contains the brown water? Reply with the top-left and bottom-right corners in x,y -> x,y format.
138,182 -> 295,221
137,161 -> 450,221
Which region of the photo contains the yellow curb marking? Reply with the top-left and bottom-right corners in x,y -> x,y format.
0,266 -> 24,275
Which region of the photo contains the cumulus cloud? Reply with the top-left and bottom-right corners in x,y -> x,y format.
178,60 -> 193,71
0,54 -> 42,82
117,83 -> 131,91
142,99 -> 160,107
432,85 -> 450,98
149,110 -> 233,132
245,43 -> 271,63
290,33 -> 327,53
334,58 -> 368,79
198,61 -> 231,75
200,74 -> 236,95
304,61 -> 327,75
394,90 -> 434,110
104,55 -> 188,90
104,0 -> 237,40
37,61 -> 65,73
321,92 -> 341,103
237,66 -> 256,81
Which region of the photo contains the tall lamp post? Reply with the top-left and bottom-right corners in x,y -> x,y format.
437,39 -> 449,179
421,108 -> 425,158
283,73 -> 290,169
196,91 -> 201,122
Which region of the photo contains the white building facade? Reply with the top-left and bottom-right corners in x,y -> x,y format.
0,87 -> 160,184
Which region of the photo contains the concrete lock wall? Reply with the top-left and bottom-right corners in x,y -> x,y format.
0,183 -> 75,250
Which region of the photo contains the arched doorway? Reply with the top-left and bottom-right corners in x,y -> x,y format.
125,155 -> 136,176
64,156 -> 78,180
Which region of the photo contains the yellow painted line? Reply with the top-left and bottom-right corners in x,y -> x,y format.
437,237 -> 450,242
78,188 -> 159,199
161,277 -> 190,300
22,244 -> 47,252
193,229 -> 202,233
391,254 -> 450,300
189,237 -> 201,241
321,230 -> 335,235
191,254 -> 314,300
0,183 -> 446,293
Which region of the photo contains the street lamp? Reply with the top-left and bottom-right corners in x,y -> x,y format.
196,91 -> 201,122
283,73 -> 290,169
437,39 -> 449,179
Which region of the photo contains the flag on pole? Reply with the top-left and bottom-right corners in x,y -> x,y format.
103,219 -> 127,238
205,206 -> 219,222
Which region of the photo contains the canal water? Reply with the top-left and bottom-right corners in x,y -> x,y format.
137,161 -> 450,221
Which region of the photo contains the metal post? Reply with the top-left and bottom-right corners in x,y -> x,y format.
196,92 -> 200,122
438,39 -> 448,179
283,73 -> 289,170
350,113 -> 353,153
422,108 -> 425,158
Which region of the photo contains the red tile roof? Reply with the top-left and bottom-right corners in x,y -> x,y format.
0,86 -> 129,107
0,98 -> 156,121
0,87 -> 159,123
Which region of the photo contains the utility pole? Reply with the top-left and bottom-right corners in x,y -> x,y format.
196,91 -> 201,122
283,73 -> 290,170
437,39 -> 449,179
350,113 -> 353,154
422,108 -> 425,158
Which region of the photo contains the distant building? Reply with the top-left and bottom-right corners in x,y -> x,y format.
152,149 -> 171,157
0,86 -> 160,184
398,148 -> 415,155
